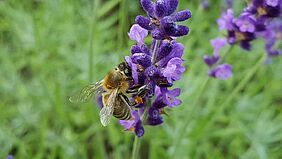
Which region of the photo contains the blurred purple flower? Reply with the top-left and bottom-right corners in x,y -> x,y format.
204,0 -> 281,79
209,64 -> 233,80
225,0 -> 233,8
203,55 -> 220,67
249,0 -> 281,18
259,19 -> 282,58
211,38 -> 227,56
217,9 -> 235,30
233,14 -> 256,33
201,0 -> 210,9
7,156 -> 13,159
203,38 -> 227,67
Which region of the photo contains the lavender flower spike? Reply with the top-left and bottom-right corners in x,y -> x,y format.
136,0 -> 191,40
119,0 -> 190,137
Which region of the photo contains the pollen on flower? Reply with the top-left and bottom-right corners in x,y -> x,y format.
135,96 -> 144,104
257,7 -> 267,15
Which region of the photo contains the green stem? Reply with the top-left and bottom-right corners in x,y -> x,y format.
151,40 -> 161,64
130,99 -> 150,159
131,136 -> 141,159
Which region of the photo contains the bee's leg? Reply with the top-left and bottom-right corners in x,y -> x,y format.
119,94 -> 138,107
126,85 -> 142,94
126,85 -> 147,95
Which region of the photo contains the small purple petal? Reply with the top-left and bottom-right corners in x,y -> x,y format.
119,110 -> 140,130
140,0 -> 155,17
140,44 -> 151,55
135,120 -> 145,137
172,10 -> 192,22
210,38 -> 227,56
148,106 -> 160,119
217,9 -> 235,30
203,55 -> 219,67
131,45 -> 142,54
169,25 -> 189,37
7,155 -> 13,159
166,0 -> 179,16
156,41 -> 173,62
209,64 -> 233,80
155,0 -> 167,18
125,56 -> 139,84
240,40 -> 252,50
131,53 -> 152,68
160,16 -> 175,29
164,88 -> 182,107
233,15 -> 256,33
162,57 -> 185,83
158,42 -> 184,67
128,24 -> 148,45
135,15 -> 154,30
151,29 -> 166,40
145,65 -> 160,77
266,0 -> 279,7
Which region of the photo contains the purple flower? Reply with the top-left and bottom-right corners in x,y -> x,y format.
233,14 -> 256,33
203,38 -> 227,67
217,9 -> 235,31
162,57 -> 185,83
211,38 -> 227,56
209,64 -> 233,80
147,106 -> 163,125
203,55 -> 220,67
134,120 -> 145,137
163,88 -> 182,107
119,110 -> 145,137
7,155 -> 13,159
128,24 -> 148,45
158,42 -> 184,67
250,0 -> 281,17
225,0 -> 233,8
259,19 -> 282,58
207,0 -> 281,79
136,0 -> 191,40
201,0 -> 210,9
117,0 -> 190,137
125,56 -> 139,84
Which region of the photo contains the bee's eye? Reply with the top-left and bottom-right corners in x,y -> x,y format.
124,69 -> 128,74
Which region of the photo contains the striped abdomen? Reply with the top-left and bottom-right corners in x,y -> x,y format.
113,96 -> 131,120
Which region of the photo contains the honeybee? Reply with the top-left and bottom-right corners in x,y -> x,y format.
69,62 -> 145,126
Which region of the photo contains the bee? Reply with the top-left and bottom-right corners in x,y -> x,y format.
69,62 -> 145,126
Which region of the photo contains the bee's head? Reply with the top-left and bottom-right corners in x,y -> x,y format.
117,62 -> 132,78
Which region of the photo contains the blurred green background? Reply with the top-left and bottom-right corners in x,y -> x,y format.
0,0 -> 282,158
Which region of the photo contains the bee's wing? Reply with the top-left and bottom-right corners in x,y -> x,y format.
99,88 -> 119,126
69,80 -> 103,103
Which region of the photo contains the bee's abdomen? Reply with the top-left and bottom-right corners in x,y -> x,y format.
113,106 -> 131,120
113,97 -> 131,120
